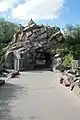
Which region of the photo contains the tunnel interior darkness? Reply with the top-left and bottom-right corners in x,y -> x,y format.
34,51 -> 52,70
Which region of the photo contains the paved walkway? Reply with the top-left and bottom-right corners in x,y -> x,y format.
0,71 -> 80,120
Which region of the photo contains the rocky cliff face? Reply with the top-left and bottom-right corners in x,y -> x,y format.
5,19 -> 63,70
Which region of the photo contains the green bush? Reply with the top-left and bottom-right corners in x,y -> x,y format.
63,54 -> 73,68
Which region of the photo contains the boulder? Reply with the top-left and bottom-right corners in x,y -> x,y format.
11,71 -> 20,78
63,75 -> 70,87
0,80 -> 5,86
70,83 -> 75,91
60,77 -> 64,84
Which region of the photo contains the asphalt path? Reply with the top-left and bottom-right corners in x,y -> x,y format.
0,71 -> 80,120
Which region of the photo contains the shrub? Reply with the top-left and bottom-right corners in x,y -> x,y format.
63,54 -> 73,68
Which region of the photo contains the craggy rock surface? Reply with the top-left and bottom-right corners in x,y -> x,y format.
60,70 -> 80,96
4,19 -> 63,70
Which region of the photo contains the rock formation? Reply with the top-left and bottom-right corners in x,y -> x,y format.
4,19 -> 63,71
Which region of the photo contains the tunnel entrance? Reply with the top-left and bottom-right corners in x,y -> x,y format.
5,48 -> 53,71
34,51 -> 53,70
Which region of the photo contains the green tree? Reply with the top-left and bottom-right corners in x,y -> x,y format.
0,19 -> 19,46
0,18 -> 19,59
63,54 -> 73,68
63,24 -> 75,44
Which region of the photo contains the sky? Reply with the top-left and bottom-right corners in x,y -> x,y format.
0,0 -> 80,28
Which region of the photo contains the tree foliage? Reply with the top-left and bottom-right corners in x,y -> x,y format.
63,54 -> 73,68
62,24 -> 80,60
0,18 -> 19,48
57,24 -> 80,67
63,24 -> 80,45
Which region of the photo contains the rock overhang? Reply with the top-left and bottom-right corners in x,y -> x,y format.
5,19 -> 63,70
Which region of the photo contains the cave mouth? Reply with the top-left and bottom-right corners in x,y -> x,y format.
5,51 -> 53,71
33,52 -> 53,71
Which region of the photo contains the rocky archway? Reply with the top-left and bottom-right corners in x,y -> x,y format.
5,19 -> 63,71
5,52 -> 16,69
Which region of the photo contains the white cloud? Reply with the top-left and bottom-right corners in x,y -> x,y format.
0,0 -> 10,12
12,0 -> 64,20
0,0 -> 20,12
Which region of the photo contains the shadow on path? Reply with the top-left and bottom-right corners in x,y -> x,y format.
23,65 -> 53,73
0,83 -> 24,120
